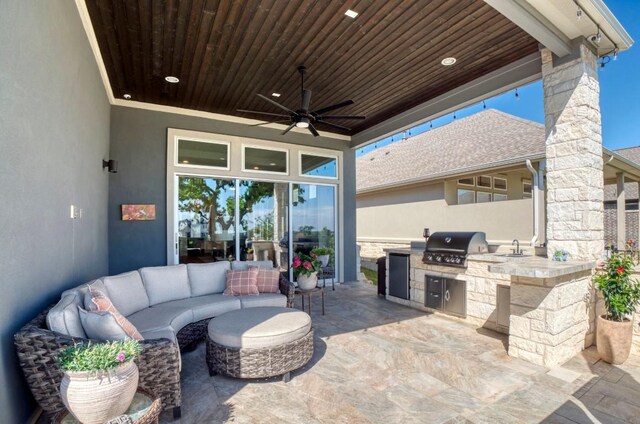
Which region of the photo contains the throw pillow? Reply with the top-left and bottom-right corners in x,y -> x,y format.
224,268 -> 259,296
251,267 -> 280,293
78,308 -> 131,341
85,285 -> 143,340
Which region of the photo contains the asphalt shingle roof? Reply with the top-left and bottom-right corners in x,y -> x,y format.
356,109 -> 545,192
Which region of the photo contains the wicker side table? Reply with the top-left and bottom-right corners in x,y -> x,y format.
54,389 -> 162,424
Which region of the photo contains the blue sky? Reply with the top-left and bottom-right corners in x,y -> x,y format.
357,0 -> 639,156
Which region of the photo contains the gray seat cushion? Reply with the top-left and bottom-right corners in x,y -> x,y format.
187,262 -> 230,296
103,271 -> 150,316
126,304 -> 193,334
167,294 -> 241,322
140,265 -> 191,306
237,293 -> 287,309
46,292 -> 87,338
231,260 -> 273,270
207,307 -> 311,349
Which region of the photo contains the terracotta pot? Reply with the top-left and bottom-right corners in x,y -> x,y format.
596,315 -> 633,364
61,361 -> 139,424
297,272 -> 318,290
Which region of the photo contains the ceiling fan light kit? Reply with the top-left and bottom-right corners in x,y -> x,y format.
237,65 -> 365,137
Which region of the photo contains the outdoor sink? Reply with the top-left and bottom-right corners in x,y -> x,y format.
496,253 -> 527,258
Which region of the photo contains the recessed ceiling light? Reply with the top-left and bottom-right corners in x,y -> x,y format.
123,94 -> 132,100
272,93 -> 281,97
219,157 -> 225,160
182,160 -> 189,164
253,166 -> 260,170
165,76 -> 180,83
441,57 -> 457,66
269,162 -> 276,166
345,9 -> 358,18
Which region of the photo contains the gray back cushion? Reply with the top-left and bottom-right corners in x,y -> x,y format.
140,264 -> 191,306
78,308 -> 129,341
46,292 -> 87,338
231,260 -> 273,270
102,271 -> 150,316
187,261 -> 230,296
61,279 -> 106,300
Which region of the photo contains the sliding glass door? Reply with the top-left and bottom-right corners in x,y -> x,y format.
176,177 -> 335,279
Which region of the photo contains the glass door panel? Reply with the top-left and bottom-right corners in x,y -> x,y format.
238,181 -> 289,271
291,184 -> 336,281
178,176 -> 236,263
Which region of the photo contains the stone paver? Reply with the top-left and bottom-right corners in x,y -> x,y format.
159,282 -> 640,423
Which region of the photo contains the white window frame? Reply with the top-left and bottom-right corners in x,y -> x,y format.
522,179 -> 532,199
493,193 -> 508,202
476,191 -> 492,203
457,177 -> 475,187
493,177 -> 508,191
457,188 -> 476,205
298,151 -> 339,180
175,137 -> 230,171
477,175 -> 492,189
242,144 -> 289,175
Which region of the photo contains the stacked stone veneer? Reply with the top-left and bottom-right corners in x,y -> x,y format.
542,43 -> 604,262
359,241 -> 410,261
389,254 -> 512,334
509,271 -> 595,367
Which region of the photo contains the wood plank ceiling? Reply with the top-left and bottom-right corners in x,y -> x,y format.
85,0 -> 539,136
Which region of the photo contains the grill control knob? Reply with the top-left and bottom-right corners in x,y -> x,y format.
455,257 -> 462,264
436,256 -> 442,262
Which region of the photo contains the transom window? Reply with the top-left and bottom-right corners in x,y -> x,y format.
243,146 -> 288,174
177,139 -> 229,169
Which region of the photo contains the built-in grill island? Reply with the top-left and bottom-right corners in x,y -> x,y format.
383,229 -> 604,368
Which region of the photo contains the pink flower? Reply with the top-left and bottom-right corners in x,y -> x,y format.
292,257 -> 302,268
303,261 -> 312,270
116,351 -> 126,363
617,267 -> 625,275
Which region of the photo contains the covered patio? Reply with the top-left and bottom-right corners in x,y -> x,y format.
163,283 -> 640,424
1,0 -> 635,423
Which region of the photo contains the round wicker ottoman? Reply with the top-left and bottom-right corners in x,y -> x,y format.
206,307 -> 313,382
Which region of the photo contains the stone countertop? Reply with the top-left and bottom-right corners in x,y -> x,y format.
382,249 -> 595,278
485,254 -> 596,278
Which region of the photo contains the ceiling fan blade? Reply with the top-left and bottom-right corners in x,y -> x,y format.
312,99 -> 354,115
308,124 -> 319,137
237,109 -> 291,118
302,89 -> 312,111
317,115 -> 366,120
315,120 -> 351,131
257,94 -> 298,115
250,120 -> 290,127
281,123 -> 296,135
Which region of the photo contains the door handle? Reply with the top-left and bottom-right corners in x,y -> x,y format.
444,290 -> 450,302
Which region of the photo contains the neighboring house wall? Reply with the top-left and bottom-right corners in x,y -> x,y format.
357,178 -> 533,259
109,107 -> 358,281
0,2 -> 111,422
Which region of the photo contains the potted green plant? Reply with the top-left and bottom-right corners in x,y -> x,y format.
58,340 -> 141,424
593,251 -> 640,364
311,247 -> 334,267
246,247 -> 254,261
552,248 -> 569,262
292,253 -> 321,290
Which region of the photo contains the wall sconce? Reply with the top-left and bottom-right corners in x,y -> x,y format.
102,159 -> 118,173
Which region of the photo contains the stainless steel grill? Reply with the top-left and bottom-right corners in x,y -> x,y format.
422,231 -> 489,267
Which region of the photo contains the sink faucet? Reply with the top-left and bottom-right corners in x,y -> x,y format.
512,239 -> 522,255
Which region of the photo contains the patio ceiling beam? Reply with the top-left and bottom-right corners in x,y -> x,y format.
483,0 -> 573,57
350,52 -> 541,149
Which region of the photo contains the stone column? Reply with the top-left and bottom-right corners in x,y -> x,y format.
543,41 -> 604,261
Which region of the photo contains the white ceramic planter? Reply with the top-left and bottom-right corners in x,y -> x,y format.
297,272 -> 318,290
318,255 -> 330,267
61,361 -> 139,424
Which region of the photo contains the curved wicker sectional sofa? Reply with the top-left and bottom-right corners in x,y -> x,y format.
14,260 -> 295,420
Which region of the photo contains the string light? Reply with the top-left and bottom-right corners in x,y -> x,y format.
482,100 -> 486,109
515,88 -> 520,100
453,111 -> 457,120
595,26 -> 602,44
429,121 -> 433,129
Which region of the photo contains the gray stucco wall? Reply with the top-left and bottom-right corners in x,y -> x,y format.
0,1 -> 110,422
109,107 -> 358,280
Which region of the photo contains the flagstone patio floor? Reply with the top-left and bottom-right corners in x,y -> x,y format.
160,281 -> 640,423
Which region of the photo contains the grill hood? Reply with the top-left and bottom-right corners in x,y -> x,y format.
426,232 -> 489,254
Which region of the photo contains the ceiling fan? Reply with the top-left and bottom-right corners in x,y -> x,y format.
238,65 -> 365,137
